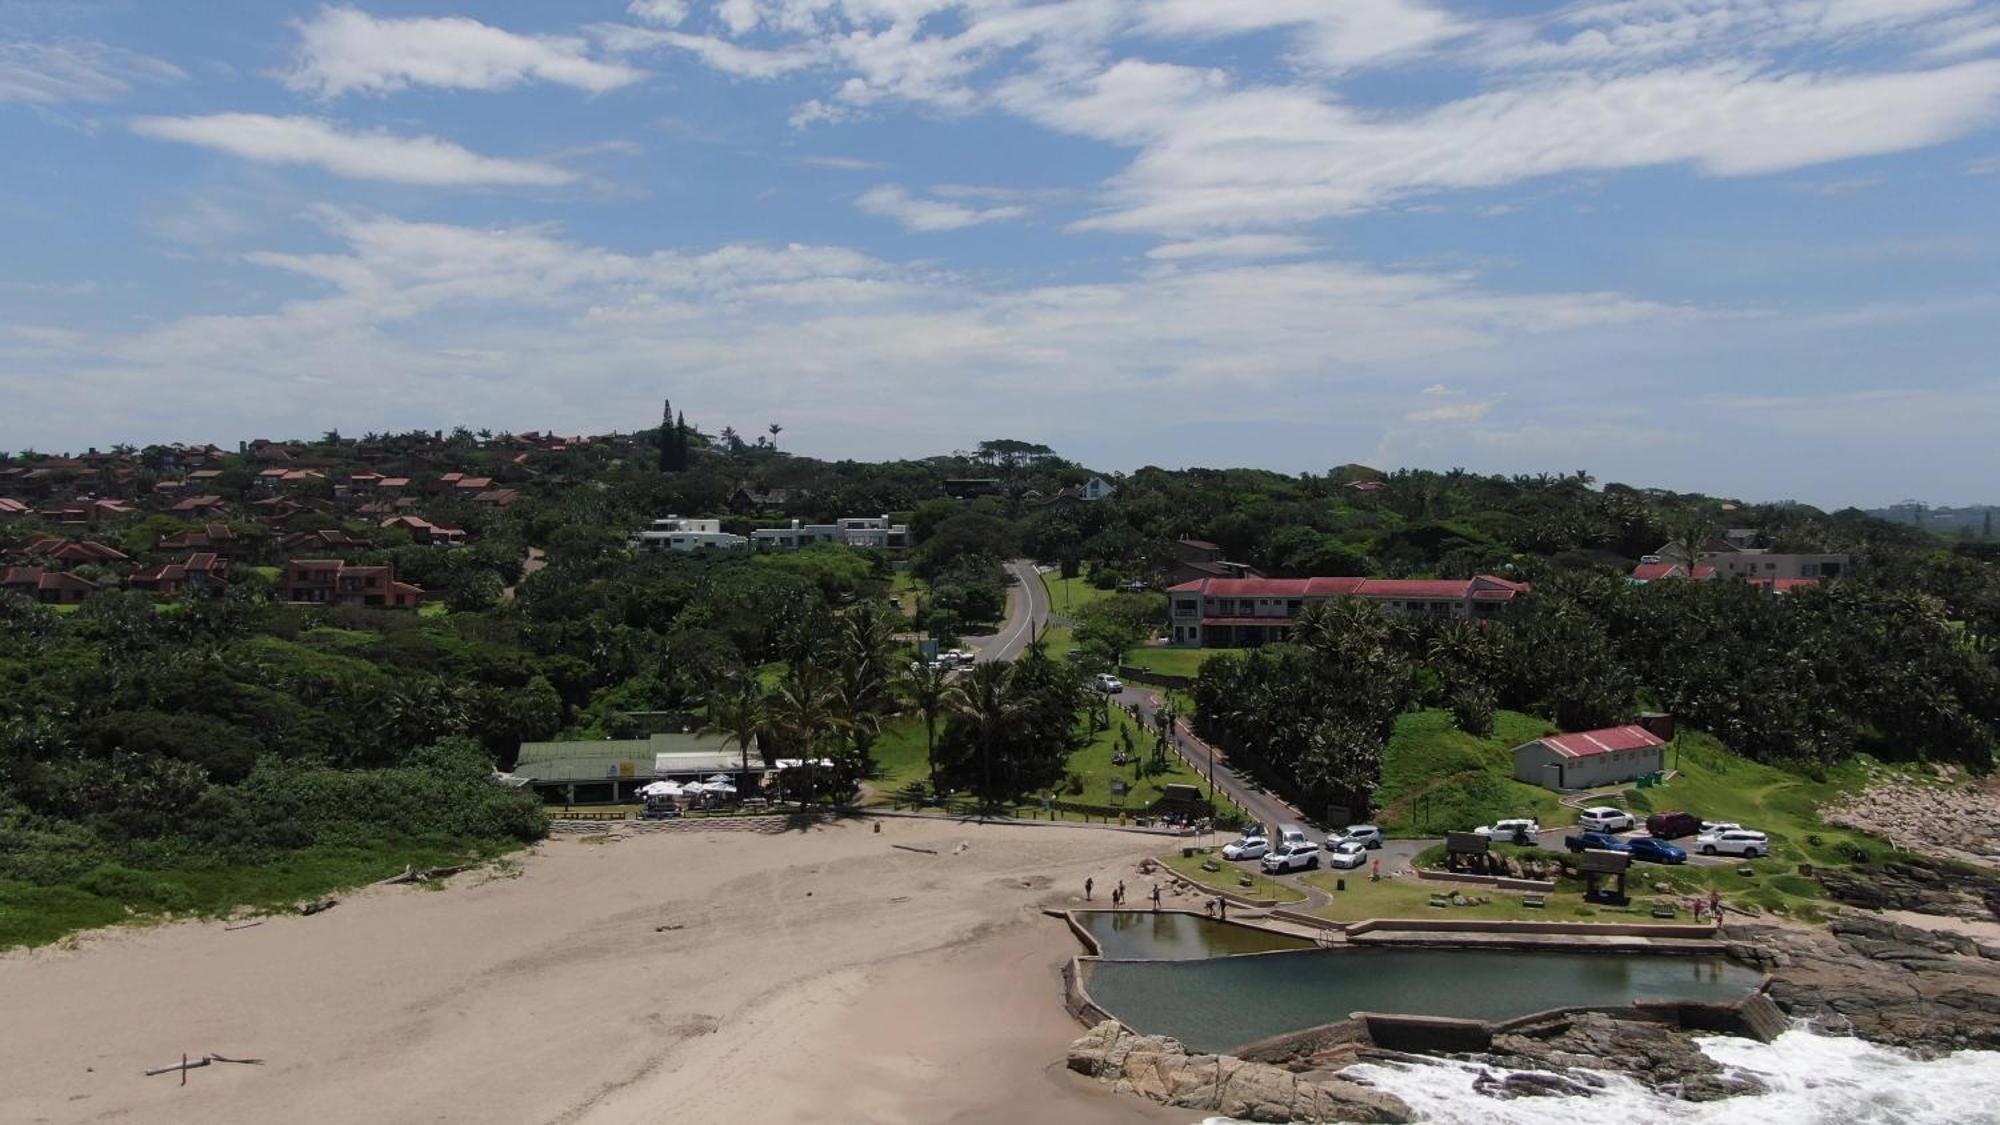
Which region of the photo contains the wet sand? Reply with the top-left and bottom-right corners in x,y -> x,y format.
0,818 -> 1183,1125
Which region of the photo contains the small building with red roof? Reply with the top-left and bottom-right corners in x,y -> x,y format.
1512,724 -> 1667,791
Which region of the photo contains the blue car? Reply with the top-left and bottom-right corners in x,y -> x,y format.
1626,837 -> 1688,864
1564,830 -> 1630,853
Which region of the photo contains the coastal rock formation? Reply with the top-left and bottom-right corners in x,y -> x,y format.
1476,1012 -> 1767,1101
1823,777 -> 2000,868
1815,853 -> 2000,922
1067,1021 -> 1410,1123
1724,918 -> 2000,1051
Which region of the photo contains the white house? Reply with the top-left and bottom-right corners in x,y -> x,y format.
1082,476 -> 1117,502
1512,725 -> 1666,792
753,516 -> 909,550
630,516 -> 748,552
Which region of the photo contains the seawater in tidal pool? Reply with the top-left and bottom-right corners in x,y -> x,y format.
1084,947 -> 1762,1054
1074,910 -> 1315,960
1201,1027 -> 2000,1125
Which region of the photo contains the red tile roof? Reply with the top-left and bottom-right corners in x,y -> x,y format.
1167,575 -> 1527,601
1537,725 -> 1665,759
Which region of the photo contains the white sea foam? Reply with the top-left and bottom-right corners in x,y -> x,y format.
1199,1027 -> 2000,1125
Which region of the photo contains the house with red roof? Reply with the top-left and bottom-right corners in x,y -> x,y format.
1165,573 -> 1528,647
1511,723 -> 1669,791
1629,561 -> 1717,583
280,559 -> 424,609
1,566 -> 99,605
129,553 -> 229,597
158,522 -> 237,552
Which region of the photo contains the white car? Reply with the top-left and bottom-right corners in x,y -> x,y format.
1328,825 -> 1383,850
1093,673 -> 1124,694
1326,841 -> 1370,869
1701,821 -> 1744,835
1576,807 -> 1635,833
1261,841 -> 1321,873
1475,818 -> 1543,844
1220,837 -> 1270,861
1696,829 -> 1769,858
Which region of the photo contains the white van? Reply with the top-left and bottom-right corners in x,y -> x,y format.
1275,824 -> 1309,848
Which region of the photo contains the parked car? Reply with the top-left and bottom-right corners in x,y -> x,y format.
1328,824 -> 1383,850
1221,836 -> 1270,861
943,649 -> 973,666
1261,841 -> 1321,873
1475,818 -> 1543,844
1626,837 -> 1687,864
1275,824 -> 1309,849
1576,806 -> 1635,832
1700,821 -> 1744,835
1326,841 -> 1370,869
1696,829 -> 1769,858
1093,673 -> 1124,694
1645,811 -> 1703,840
1564,830 -> 1631,853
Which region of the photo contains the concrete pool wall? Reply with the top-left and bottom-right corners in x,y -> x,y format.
1056,909 -> 1777,1056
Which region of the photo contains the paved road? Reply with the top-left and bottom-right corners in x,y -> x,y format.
974,559 -> 1051,664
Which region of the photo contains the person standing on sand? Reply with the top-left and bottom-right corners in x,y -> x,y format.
1216,897 -> 1227,922
1117,879 -> 1126,902
1085,877 -> 1094,901
1150,884 -> 1161,912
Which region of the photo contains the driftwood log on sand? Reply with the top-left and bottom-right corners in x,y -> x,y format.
376,863 -> 477,887
890,844 -> 938,855
145,1053 -> 265,1085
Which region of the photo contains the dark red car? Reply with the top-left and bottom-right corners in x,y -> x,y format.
1645,811 -> 1702,840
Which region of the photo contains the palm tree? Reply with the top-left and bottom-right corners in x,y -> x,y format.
949,662 -> 1022,811
765,663 -> 848,810
900,660 -> 955,795
703,669 -> 767,775
767,422 -> 783,451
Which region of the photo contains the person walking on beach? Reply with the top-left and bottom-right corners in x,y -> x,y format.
1149,884 -> 1161,912
1117,879 -> 1126,903
1085,877 -> 1094,902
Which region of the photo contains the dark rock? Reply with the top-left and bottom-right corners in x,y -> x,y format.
1068,1021 -> 1411,1123
1476,1012 -> 1766,1103
1726,920 -> 2000,1052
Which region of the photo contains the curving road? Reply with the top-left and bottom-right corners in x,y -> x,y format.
973,559 -> 1051,664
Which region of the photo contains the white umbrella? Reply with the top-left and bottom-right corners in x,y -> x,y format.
705,781 -> 738,795
704,774 -> 733,784
681,781 -> 709,795
639,780 -> 681,798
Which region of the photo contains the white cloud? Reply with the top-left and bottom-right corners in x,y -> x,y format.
1137,0 -> 1469,69
287,7 -> 645,97
1404,383 -> 1503,424
1146,235 -> 1319,261
129,114 -> 579,187
628,0 -> 691,26
0,41 -> 183,104
594,25 -> 817,78
797,154 -> 883,170
855,184 -> 1026,231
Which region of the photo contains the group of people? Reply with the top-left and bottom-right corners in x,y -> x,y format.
1084,877 -> 1164,911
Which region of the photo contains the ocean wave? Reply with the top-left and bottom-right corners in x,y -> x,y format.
1201,1026 -> 2000,1125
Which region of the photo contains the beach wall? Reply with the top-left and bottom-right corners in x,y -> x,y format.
1344,918 -> 1710,940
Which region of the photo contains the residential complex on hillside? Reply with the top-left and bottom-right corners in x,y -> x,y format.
1166,574 -> 1530,647
752,516 -> 908,550
630,516 -> 749,552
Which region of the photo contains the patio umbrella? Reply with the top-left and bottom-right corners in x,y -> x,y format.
680,782 -> 709,795
705,781 -> 738,795
704,774 -> 733,784
639,780 -> 681,798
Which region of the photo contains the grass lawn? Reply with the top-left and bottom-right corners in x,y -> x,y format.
1122,646 -> 1245,679
0,839 -> 520,951
1298,869 -> 1708,926
1372,709 -> 1566,837
1161,849 -> 1308,904
418,601 -> 449,617
890,569 -> 925,619
1039,572 -> 1117,619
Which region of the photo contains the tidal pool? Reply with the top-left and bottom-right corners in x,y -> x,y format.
1084,947 -> 1764,1054
1074,910 -> 1316,960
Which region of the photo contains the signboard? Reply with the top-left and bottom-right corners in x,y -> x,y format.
1445,832 -> 1490,855
1576,850 -> 1631,874
1110,780 -> 1129,799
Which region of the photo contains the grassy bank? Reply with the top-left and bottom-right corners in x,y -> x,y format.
1372,709 -> 1565,836
0,838 -> 522,950
1160,850 -> 1308,904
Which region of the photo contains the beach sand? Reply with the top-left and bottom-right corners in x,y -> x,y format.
1,817 -> 1188,1125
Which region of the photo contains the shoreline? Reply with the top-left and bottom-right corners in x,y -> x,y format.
1,818 -> 1179,1125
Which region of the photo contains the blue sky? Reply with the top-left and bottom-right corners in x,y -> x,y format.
3,0 -> 1998,507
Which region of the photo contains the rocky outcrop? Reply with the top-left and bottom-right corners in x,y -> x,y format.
1816,853 -> 2000,922
1823,777 -> 2000,868
1724,918 -> 2000,1052
1067,1021 -> 1410,1123
1475,1012 -> 1767,1102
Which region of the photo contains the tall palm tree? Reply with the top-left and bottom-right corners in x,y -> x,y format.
765,663 -> 848,810
949,661 -> 1021,811
900,659 -> 955,795
767,422 -> 783,451
703,669 -> 768,775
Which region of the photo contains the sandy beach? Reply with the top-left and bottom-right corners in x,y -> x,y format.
1,817 -> 1186,1125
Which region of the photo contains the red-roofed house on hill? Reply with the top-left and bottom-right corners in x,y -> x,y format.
1512,724 -> 1667,791
1169,539 -> 1264,586
1165,574 -> 1528,647
280,560 -> 424,608
1629,561 -> 1716,583
129,553 -> 230,597
1,566 -> 99,605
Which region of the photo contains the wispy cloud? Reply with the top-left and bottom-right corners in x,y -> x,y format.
1147,235 -> 1320,261
0,41 -> 183,104
796,155 -> 882,171
130,115 -> 578,186
287,7 -> 645,97
855,184 -> 1026,231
